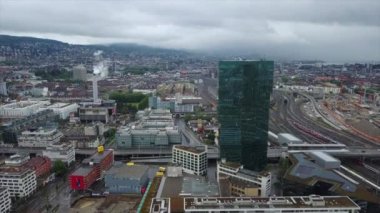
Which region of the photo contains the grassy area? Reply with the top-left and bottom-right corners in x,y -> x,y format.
140,177 -> 161,213
109,91 -> 149,114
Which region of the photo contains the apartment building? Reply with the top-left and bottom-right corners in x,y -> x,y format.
217,160 -> 271,197
172,145 -> 207,176
0,167 -> 37,198
18,127 -> 63,148
0,187 -> 11,213
42,142 -> 75,165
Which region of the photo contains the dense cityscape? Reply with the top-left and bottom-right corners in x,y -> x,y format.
0,1 -> 380,213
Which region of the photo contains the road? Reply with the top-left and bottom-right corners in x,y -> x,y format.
15,176 -> 72,213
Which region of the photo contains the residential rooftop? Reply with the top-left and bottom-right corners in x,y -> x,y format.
82,149 -> 113,164
71,166 -> 94,177
183,196 -> 360,211
174,145 -> 206,154
105,164 -> 148,179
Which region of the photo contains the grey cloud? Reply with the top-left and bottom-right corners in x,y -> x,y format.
0,0 -> 379,61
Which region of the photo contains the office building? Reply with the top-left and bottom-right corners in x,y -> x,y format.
105,164 -> 149,194
172,145 -> 207,176
78,100 -> 116,123
218,60 -> 273,171
1,109 -> 58,144
217,160 -> 271,197
155,195 -> 360,213
0,167 -> 37,198
69,149 -> 114,190
117,127 -> 181,148
18,126 -> 63,148
4,154 -> 30,166
40,103 -> 79,119
42,142 -> 76,165
117,109 -> 181,148
72,64 -> 88,81
0,187 -> 11,213
0,81 -> 7,96
23,156 -> 52,178
0,100 -> 50,118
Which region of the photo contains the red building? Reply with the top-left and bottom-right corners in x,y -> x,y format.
69,149 -> 114,190
23,156 -> 52,177
69,167 -> 98,190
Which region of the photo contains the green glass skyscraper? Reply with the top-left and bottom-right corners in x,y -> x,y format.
218,60 -> 273,171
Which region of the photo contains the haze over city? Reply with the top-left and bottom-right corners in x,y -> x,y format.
1,0 -> 379,61
0,0 -> 380,213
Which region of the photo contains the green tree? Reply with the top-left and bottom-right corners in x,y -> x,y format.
52,160 -> 68,177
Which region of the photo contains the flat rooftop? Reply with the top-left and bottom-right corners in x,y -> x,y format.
184,196 -> 360,210
174,145 -> 206,154
310,151 -> 340,163
82,150 -> 113,164
71,166 -> 94,177
0,166 -> 31,175
106,164 -> 148,179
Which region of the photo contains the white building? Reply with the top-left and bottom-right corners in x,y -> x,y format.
0,100 -> 50,118
217,160 -> 271,197
0,187 -> 11,213
73,64 -> 88,81
0,82 -> 7,96
180,195 -> 360,213
42,142 -> 75,165
0,167 -> 37,198
172,145 -> 207,176
4,154 -> 30,166
41,103 -> 79,119
18,127 -> 63,148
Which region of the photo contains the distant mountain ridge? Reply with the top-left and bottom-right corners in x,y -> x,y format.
0,34 -> 191,61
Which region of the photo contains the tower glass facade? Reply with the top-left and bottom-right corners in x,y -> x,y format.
218,60 -> 273,171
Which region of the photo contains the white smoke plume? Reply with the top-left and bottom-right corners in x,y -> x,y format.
93,50 -> 108,78
93,50 -> 103,56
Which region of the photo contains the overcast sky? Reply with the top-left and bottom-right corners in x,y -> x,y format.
0,0 -> 379,62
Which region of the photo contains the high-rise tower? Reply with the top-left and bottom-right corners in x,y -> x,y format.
218,60 -> 273,171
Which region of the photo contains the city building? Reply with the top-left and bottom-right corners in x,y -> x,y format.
69,166 -> 98,191
40,103 -> 79,119
278,133 -> 302,145
309,151 -> 341,169
69,149 -> 114,190
78,100 -> 117,123
149,95 -> 203,114
42,142 -> 75,165
72,64 -> 88,81
285,152 -> 380,204
23,156 -> 52,178
116,128 -> 181,148
218,60 -> 273,171
105,163 -> 149,194
0,187 -> 11,213
4,153 -> 30,166
1,109 -> 58,144
172,145 -> 207,176
62,123 -> 105,148
217,160 -> 271,197
0,81 -> 7,96
18,126 -> 63,148
117,109 -> 181,148
0,100 -> 50,118
81,149 -> 114,177
0,167 -> 37,198
152,195 -> 360,213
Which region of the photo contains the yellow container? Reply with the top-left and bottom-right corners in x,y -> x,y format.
159,167 -> 166,172
155,172 -> 164,177
97,145 -> 104,153
127,162 -> 134,166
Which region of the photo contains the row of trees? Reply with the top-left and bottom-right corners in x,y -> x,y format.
109,91 -> 149,114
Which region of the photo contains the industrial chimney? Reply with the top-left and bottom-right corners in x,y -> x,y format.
93,78 -> 99,103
